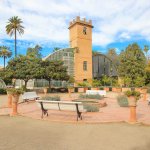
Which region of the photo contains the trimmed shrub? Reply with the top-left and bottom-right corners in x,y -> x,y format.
84,104 -> 99,112
117,95 -> 128,107
41,96 -> 60,101
79,94 -> 102,100
0,88 -> 7,94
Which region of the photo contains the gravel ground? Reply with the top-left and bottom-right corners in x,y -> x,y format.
0,116 -> 150,150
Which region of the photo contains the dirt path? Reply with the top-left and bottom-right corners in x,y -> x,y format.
0,116 -> 150,150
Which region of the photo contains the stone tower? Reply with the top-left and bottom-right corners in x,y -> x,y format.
68,16 -> 93,83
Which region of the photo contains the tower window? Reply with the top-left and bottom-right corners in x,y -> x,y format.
83,61 -> 87,71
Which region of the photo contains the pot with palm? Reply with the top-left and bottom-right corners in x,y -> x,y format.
7,88 -> 23,116
125,90 -> 141,123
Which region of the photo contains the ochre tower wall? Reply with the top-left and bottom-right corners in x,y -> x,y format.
69,16 -> 93,83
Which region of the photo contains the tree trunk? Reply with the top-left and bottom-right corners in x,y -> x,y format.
24,81 -> 28,90
15,29 -> 17,57
48,79 -> 51,88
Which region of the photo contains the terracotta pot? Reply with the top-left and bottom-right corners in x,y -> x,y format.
104,87 -> 109,91
78,88 -> 84,93
116,88 -> 122,92
122,88 -> 131,92
7,94 -> 12,108
128,96 -> 137,107
84,87 -> 88,92
91,87 -> 99,90
112,87 -> 116,92
11,94 -> 20,116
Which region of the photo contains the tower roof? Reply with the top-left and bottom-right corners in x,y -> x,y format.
68,16 -> 93,29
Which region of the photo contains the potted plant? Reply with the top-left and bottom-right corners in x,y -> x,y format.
7,88 -> 23,116
67,76 -> 75,97
91,79 -> 100,90
125,90 -> 141,123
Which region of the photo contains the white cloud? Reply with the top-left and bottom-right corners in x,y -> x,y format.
0,0 -> 150,47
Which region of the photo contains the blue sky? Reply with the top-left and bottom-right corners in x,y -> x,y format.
0,0 -> 150,66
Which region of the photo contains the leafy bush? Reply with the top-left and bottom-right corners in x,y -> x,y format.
84,104 -> 99,112
92,79 -> 101,87
117,95 -> 128,107
125,90 -> 141,100
0,88 -> 7,94
41,95 -> 60,101
79,94 -> 102,100
78,81 -> 91,87
6,88 -> 23,95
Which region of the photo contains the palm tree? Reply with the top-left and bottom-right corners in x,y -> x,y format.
144,45 -> 149,61
0,46 -> 12,69
6,16 -> 24,57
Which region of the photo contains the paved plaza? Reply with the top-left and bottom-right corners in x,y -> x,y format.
1,116 -> 150,150
0,92 -> 150,124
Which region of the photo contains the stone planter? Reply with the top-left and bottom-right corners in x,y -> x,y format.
91,87 -> 99,90
128,96 -> 137,106
78,87 -> 84,93
104,87 -> 109,92
122,88 -> 131,92
115,88 -> 122,92
112,87 -> 116,92
127,96 -> 137,123
7,94 -> 12,108
84,87 -> 88,92
11,94 -> 20,116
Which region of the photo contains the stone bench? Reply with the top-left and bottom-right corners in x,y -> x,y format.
86,90 -> 106,96
22,92 -> 40,102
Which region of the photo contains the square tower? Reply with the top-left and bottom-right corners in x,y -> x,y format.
68,16 -> 93,83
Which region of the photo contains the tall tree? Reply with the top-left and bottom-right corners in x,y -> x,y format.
6,16 -> 24,57
41,60 -> 69,88
144,45 -> 149,61
0,46 -> 12,69
118,43 -> 146,87
26,45 -> 42,58
5,55 -> 42,89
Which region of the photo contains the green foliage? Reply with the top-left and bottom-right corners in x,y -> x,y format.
26,45 -> 42,58
41,60 -> 69,88
92,79 -> 101,87
78,81 -> 91,87
0,70 -> 12,85
125,90 -> 141,100
6,88 -> 23,95
41,95 -> 60,101
117,95 -> 128,107
0,46 -> 12,69
6,16 -> 24,57
5,55 -> 42,88
118,43 -> 146,87
79,94 -> 102,100
101,75 -> 111,86
83,104 -> 99,112
0,88 -> 7,94
134,76 -> 145,87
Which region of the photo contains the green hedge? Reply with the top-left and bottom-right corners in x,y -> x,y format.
117,95 -> 128,107
0,88 -> 7,94
83,104 -> 99,112
79,94 -> 102,100
41,96 -> 60,101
